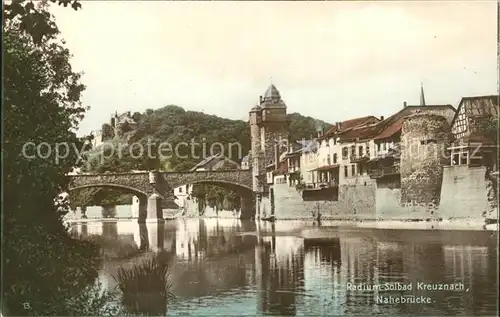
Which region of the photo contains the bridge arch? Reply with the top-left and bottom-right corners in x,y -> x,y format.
161,170 -> 254,198
67,184 -> 149,200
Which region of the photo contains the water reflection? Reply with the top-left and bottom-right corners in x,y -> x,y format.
70,220 -> 498,316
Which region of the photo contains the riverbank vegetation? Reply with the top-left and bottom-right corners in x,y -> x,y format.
114,254 -> 175,315
2,1 -> 124,315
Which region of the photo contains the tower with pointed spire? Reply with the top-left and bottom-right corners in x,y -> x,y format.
420,82 -> 426,106
249,83 -> 291,194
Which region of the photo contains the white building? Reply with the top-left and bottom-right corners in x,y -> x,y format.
173,153 -> 241,208
90,129 -> 103,148
314,116 -> 380,186
174,184 -> 193,208
299,140 -> 319,185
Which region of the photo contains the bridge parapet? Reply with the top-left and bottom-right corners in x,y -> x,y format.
67,172 -> 152,197
67,169 -> 253,197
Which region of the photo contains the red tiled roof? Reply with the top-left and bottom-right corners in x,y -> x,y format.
374,117 -> 405,140
319,116 -> 379,140
342,116 -> 379,129
338,124 -> 381,142
371,105 -> 453,141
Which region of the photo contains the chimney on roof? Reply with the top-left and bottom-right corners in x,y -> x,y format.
403,101 -> 407,108
420,82 -> 426,106
336,122 -> 341,130
380,116 -> 384,121
316,123 -> 323,138
259,95 -> 263,104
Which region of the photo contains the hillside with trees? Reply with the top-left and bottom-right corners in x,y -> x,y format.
72,105 -> 332,210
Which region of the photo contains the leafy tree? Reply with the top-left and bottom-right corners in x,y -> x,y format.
288,112 -> 331,142
131,111 -> 142,123
101,123 -> 115,141
2,1 -> 120,315
3,3 -> 87,227
4,0 -> 82,44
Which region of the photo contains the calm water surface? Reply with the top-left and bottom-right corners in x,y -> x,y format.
71,218 -> 498,316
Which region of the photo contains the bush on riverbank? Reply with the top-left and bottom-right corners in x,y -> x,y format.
42,283 -> 125,316
3,223 -> 104,315
114,254 -> 175,315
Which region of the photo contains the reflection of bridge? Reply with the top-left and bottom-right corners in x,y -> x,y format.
71,219 -> 498,316
68,170 -> 254,221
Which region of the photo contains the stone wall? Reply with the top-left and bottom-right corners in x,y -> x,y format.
256,165 -> 496,222
375,187 -> 435,220
270,182 -> 376,220
439,166 -> 498,220
400,114 -> 450,206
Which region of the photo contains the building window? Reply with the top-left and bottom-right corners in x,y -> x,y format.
382,143 -> 387,150
327,154 -> 331,165
377,143 -> 381,152
344,166 -> 348,178
333,138 -> 337,145
358,146 -> 363,157
351,145 -> 356,157
460,152 -> 468,165
179,187 -> 183,193
333,153 -> 338,164
420,139 -> 437,145
358,165 -> 363,175
351,164 -> 355,176
366,146 -> 370,157
342,147 -> 348,159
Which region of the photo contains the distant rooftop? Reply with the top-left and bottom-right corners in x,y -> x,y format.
189,153 -> 222,171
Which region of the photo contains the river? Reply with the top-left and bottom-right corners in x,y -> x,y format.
69,216 -> 498,316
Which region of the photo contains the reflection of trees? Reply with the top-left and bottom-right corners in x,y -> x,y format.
102,221 -> 118,239
257,238 -> 305,316
170,224 -> 258,298
304,238 -> 341,266
440,243 -> 498,316
81,223 -> 88,236
369,233 -> 498,316
344,238 -> 378,308
139,224 -> 149,251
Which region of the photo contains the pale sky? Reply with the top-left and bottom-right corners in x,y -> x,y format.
50,1 -> 498,135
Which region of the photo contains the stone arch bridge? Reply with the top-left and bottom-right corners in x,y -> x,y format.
68,170 -> 255,221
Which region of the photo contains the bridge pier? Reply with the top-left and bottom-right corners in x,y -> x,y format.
137,196 -> 148,223
240,195 -> 256,220
80,206 -> 87,219
146,193 -> 164,223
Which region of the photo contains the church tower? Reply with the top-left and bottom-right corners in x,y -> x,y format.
249,84 -> 290,194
